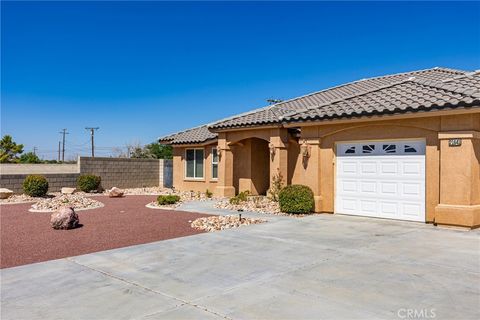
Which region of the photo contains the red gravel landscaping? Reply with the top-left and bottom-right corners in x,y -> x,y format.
0,195 -> 210,269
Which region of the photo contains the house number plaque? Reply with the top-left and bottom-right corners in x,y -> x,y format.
448,138 -> 462,147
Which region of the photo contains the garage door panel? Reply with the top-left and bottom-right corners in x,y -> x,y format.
402,162 -> 423,175
360,162 -> 377,174
380,162 -> 398,174
380,182 -> 398,195
360,200 -> 377,213
380,202 -> 398,215
402,183 -> 421,196
340,161 -> 357,174
335,140 -> 425,222
360,181 -> 376,193
341,199 -> 357,211
340,180 -> 357,193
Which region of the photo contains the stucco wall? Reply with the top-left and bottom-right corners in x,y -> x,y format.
231,138 -> 270,195
172,144 -> 218,193
170,111 -> 480,227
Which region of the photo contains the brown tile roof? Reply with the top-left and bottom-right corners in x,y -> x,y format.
158,125 -> 217,145
279,74 -> 480,123
209,67 -> 467,130
159,67 -> 477,144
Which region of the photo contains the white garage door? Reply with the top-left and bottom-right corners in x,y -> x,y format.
335,140 -> 425,222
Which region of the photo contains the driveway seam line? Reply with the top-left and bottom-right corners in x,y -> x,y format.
66,258 -> 234,320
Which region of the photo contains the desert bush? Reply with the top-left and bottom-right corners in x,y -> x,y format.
268,168 -> 284,202
23,175 -> 49,197
229,190 -> 250,205
279,185 -> 314,214
157,194 -> 181,205
77,174 -> 101,192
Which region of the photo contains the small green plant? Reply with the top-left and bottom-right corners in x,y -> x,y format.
205,189 -> 213,198
268,168 -> 284,202
157,194 -> 181,205
229,190 -> 250,205
279,185 -> 314,214
77,174 -> 101,192
23,175 -> 49,197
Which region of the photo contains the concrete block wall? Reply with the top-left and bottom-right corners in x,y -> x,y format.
0,157 -> 173,193
78,157 -> 163,190
0,173 -> 80,193
0,163 -> 79,174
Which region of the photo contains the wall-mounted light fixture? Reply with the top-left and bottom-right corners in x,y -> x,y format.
301,140 -> 311,158
269,143 -> 276,158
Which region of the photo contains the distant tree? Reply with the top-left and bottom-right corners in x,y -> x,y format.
129,144 -> 155,159
43,159 -> 59,164
145,143 -> 173,159
19,152 -> 42,164
0,135 -> 24,163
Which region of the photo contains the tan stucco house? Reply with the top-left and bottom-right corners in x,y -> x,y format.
159,67 -> 480,228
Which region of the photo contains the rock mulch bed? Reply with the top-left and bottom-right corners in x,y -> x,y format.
0,194 -> 41,204
30,194 -> 104,212
146,189 -> 217,210
107,187 -> 216,199
146,201 -> 181,210
215,196 -> 281,214
191,215 -> 266,232
214,196 -> 312,217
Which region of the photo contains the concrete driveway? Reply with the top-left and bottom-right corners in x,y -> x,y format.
2,205 -> 479,320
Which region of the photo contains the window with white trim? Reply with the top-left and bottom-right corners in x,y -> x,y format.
211,147 -> 218,179
185,149 -> 204,179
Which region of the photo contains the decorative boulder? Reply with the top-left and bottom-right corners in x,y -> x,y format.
0,188 -> 14,199
51,207 -> 79,230
108,187 -> 124,198
61,187 -> 76,195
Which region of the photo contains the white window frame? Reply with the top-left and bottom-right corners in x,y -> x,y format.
185,148 -> 204,179
211,147 -> 218,180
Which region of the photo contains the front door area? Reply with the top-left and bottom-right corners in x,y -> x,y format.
335,140 -> 426,222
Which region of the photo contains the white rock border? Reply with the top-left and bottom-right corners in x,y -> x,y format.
28,202 -> 105,213
145,202 -> 180,210
0,199 -> 38,205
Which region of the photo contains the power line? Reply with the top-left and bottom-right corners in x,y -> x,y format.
85,127 -> 99,157
59,129 -> 69,162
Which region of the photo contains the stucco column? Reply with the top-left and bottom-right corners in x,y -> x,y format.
269,130 -> 289,189
435,131 -> 480,228
300,138 -> 322,212
215,135 -> 236,197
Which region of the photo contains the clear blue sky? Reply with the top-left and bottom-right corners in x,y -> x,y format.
2,1 -> 479,160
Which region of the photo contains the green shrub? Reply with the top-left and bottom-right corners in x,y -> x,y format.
157,194 -> 181,205
23,175 -> 49,197
229,190 -> 250,205
205,189 -> 213,198
77,174 -> 101,192
279,185 -> 314,214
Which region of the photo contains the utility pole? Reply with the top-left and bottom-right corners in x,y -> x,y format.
58,141 -> 61,162
85,127 -> 99,157
59,129 -> 69,162
33,147 -> 37,155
